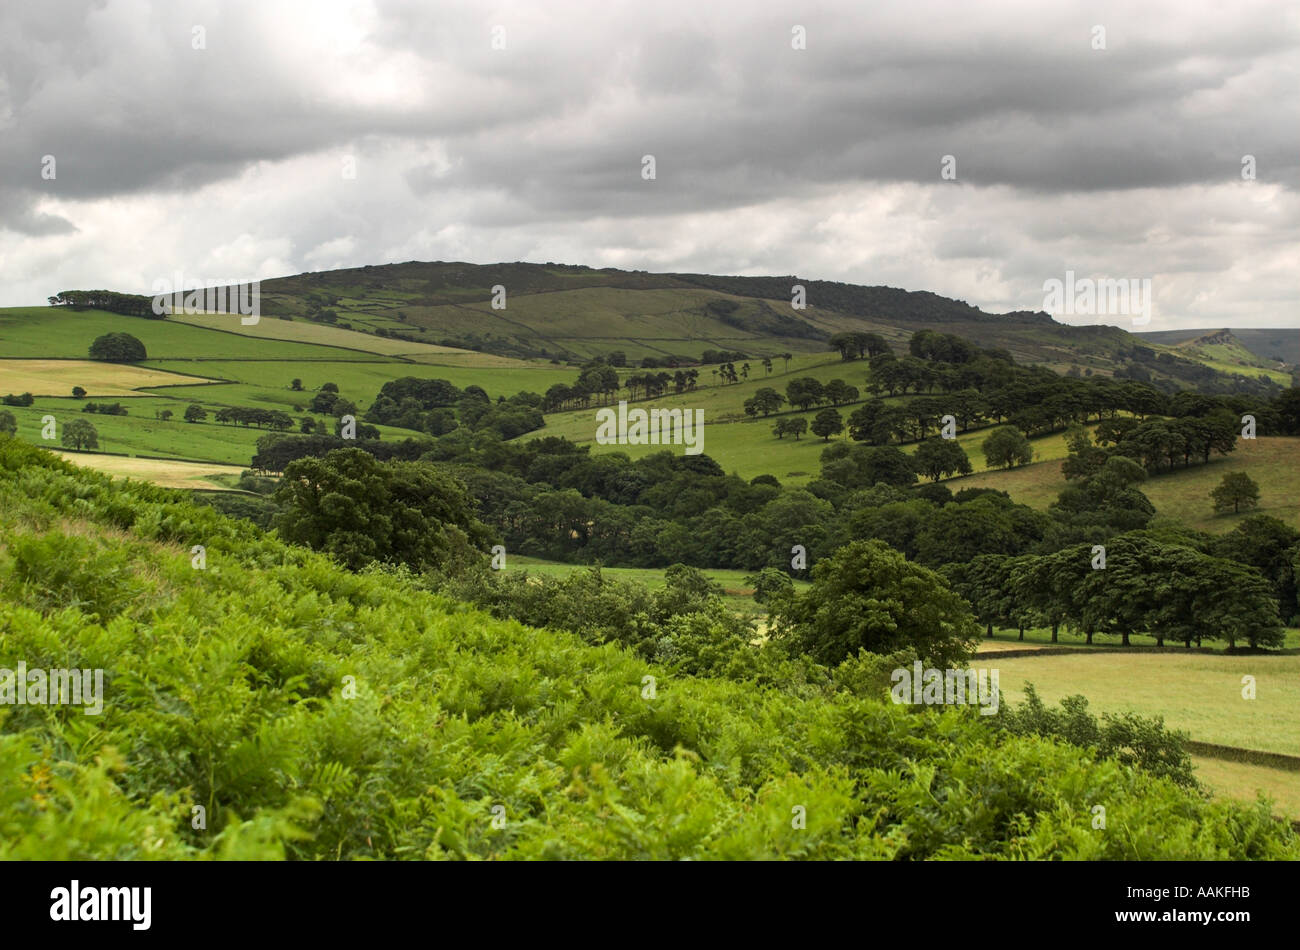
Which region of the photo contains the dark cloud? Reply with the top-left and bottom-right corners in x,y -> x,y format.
0,0 -> 1295,327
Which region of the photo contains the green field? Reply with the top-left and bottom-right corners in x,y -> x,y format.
526,375 -> 1079,485
991,646 -> 1300,818
992,651 -> 1300,756
0,307 -> 373,361
1190,756 -> 1300,819
952,435 -> 1300,531
167,311 -> 475,357
0,358 -> 219,397
502,555 -> 810,616
2,399 -> 271,464
977,625 -> 1300,651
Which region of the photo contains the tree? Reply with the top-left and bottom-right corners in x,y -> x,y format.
982,426 -> 1033,469
291,378 -> 303,391
770,539 -> 979,666
913,438 -> 972,481
309,391 -> 340,414
824,379 -> 857,406
744,387 -> 786,418
0,410 -> 15,436
61,418 -> 99,451
1212,515 -> 1300,622
786,377 -> 825,410
88,332 -> 147,362
184,404 -> 207,423
159,409 -> 174,422
811,408 -> 844,441
1211,472 -> 1260,514
271,448 -> 493,572
71,386 -> 86,399
745,567 -> 795,605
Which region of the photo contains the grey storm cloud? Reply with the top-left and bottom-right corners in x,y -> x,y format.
0,0 -> 1296,327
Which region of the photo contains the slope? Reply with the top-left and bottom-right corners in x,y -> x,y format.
1,434 -> 1294,860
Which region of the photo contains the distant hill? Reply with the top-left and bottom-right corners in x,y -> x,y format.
46,260 -> 1293,393
1137,328 -> 1300,367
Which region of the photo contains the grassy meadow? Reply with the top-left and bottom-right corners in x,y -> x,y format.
952,435 -> 1300,531
0,358 -> 219,397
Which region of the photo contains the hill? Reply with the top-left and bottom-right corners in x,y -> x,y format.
1,434 -> 1296,859
42,261 -> 1288,393
950,435 -> 1300,532
1137,327 -> 1298,376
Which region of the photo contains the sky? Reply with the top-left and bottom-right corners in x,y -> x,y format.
1,0 -> 1297,330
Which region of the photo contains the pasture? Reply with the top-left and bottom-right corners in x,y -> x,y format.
990,650 -> 1300,756
51,450 -> 248,490
0,359 -> 218,397
952,435 -> 1300,531
0,307 -> 372,361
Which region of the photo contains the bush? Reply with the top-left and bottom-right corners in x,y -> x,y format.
770,539 -> 979,667
88,332 -> 147,362
6,531 -> 138,620
998,685 -> 1196,787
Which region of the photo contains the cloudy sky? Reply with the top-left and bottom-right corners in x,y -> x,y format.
1,0 -> 1297,329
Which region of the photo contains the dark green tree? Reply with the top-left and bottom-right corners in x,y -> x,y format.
61,418 -> 99,450
271,448 -> 493,572
772,539 -> 978,667
88,332 -> 147,362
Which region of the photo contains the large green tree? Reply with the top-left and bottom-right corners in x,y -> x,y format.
913,437 -> 972,481
771,539 -> 979,666
811,408 -> 844,441
61,418 -> 99,450
982,425 -> 1033,469
88,332 -> 147,362
272,448 -> 493,572
1211,472 -> 1260,514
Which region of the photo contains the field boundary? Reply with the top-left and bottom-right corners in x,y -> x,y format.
1187,741 -> 1300,772
978,644 -> 1300,658
36,444 -> 239,468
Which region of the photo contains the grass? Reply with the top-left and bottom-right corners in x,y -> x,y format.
951,435 -> 1300,532
142,359 -> 577,412
395,286 -> 834,360
0,307 -> 376,361
1189,756 -> 1300,820
3,400 -> 270,465
526,380 -> 1079,485
991,651 -> 1300,755
976,625 -> 1300,651
51,450 -> 248,491
0,359 -> 219,397
167,312 -> 477,358
502,554 -> 809,616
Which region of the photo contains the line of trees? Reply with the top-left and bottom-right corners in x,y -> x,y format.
214,406 -> 295,429
49,290 -> 161,318
944,534 -> 1286,649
